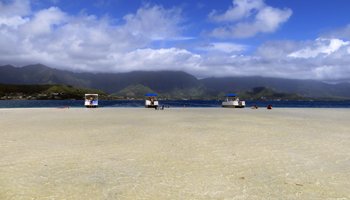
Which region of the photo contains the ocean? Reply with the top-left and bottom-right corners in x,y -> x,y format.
1,100 -> 350,108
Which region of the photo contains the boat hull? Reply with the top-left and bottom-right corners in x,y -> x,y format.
84,100 -> 98,108
222,101 -> 245,108
84,94 -> 98,108
85,105 -> 98,108
222,105 -> 245,108
145,105 -> 158,108
145,100 -> 159,108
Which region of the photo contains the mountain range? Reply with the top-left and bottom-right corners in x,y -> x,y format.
1,64 -> 349,99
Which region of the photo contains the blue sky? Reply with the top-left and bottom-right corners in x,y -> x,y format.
1,0 -> 350,81
30,0 -> 350,40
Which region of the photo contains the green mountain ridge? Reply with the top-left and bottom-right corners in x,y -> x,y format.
0,83 -> 107,100
115,84 -> 155,99
1,64 -> 350,100
238,87 -> 305,101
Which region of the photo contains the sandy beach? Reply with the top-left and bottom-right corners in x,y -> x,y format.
0,108 -> 349,199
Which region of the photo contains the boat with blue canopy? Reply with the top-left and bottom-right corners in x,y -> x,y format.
84,94 -> 98,108
145,93 -> 159,108
222,93 -> 245,108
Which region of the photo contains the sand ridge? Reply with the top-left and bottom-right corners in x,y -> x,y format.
0,108 -> 350,199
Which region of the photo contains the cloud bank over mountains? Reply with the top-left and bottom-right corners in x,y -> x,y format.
0,0 -> 350,81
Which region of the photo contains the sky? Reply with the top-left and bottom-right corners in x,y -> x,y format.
1,0 -> 350,81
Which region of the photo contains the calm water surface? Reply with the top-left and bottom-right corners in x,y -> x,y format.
1,100 -> 350,108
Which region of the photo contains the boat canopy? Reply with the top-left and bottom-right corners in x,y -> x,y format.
226,93 -> 237,97
145,93 -> 158,97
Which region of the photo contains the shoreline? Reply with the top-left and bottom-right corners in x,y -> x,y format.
1,107 -> 350,110
1,100 -> 350,109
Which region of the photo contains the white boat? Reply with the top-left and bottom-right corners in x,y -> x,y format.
84,94 -> 98,108
145,93 -> 159,108
222,93 -> 245,108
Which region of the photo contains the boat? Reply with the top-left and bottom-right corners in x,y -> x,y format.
222,93 -> 245,108
145,93 -> 159,108
84,94 -> 98,108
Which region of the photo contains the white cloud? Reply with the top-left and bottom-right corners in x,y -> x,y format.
0,1 -> 188,72
110,48 -> 201,72
1,0 -> 350,82
324,24 -> 350,40
22,7 -> 67,36
288,38 -> 350,58
209,0 -> 264,22
197,42 -> 247,53
0,0 -> 30,28
253,38 -> 350,80
122,5 -> 183,40
0,15 -> 29,27
0,0 -> 30,17
256,40 -> 300,59
183,37 -> 350,81
209,0 -> 292,38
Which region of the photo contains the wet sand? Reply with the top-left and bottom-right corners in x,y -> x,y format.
0,108 -> 350,199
